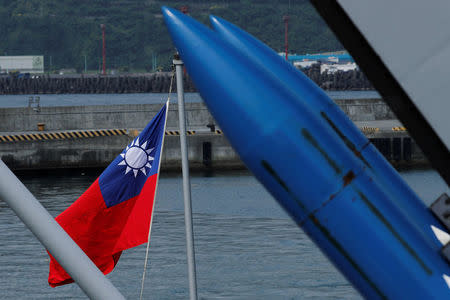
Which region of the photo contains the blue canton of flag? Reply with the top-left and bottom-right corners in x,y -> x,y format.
98,103 -> 167,208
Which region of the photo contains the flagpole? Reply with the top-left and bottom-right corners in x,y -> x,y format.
173,55 -> 198,300
0,160 -> 125,300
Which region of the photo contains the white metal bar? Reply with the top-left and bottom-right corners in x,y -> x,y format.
0,160 -> 125,300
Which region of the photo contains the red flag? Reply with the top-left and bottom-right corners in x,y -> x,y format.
48,102 -> 168,287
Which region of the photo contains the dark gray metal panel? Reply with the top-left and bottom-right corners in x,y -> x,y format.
310,0 -> 450,185
337,0 -> 450,149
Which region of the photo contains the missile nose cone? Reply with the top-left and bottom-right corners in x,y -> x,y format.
161,6 -> 188,25
209,15 -> 223,28
209,14 -> 257,57
161,6 -> 213,58
160,6 -> 173,16
210,14 -> 242,38
161,6 -> 180,27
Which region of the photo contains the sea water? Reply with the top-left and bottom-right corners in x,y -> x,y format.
0,168 -> 447,299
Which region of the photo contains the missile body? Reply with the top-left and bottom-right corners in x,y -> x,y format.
209,15 -> 445,252
162,7 -> 450,299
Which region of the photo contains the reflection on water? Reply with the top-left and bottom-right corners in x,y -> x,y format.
0,168 -> 446,299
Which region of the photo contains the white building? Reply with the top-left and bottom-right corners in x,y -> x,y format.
0,56 -> 44,73
293,60 -> 318,68
320,62 -> 358,74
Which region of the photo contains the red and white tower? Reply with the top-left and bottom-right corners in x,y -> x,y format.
101,24 -> 106,75
283,15 -> 290,61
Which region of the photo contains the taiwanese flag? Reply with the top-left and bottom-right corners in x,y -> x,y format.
48,101 -> 169,287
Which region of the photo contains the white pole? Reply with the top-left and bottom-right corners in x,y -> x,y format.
0,160 -> 125,300
173,57 -> 198,300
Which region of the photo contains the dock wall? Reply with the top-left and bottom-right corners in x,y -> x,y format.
0,99 -> 426,171
334,99 -> 397,121
0,102 -> 213,132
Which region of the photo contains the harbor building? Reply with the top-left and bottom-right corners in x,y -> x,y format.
0,56 -> 44,74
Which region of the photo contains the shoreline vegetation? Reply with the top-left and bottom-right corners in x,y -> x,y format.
0,0 -> 341,72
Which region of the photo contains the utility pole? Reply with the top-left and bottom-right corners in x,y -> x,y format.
152,53 -> 157,72
101,24 -> 106,75
283,15 -> 290,61
180,5 -> 189,14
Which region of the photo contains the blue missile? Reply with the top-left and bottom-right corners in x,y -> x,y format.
209,15 -> 446,252
162,6 -> 450,299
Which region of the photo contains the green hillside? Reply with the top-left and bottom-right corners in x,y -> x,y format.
0,0 -> 342,72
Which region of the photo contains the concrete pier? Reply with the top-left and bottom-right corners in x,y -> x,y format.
0,99 -> 426,171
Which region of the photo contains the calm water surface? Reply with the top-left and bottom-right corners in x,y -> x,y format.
0,90 -> 380,108
0,168 -> 447,299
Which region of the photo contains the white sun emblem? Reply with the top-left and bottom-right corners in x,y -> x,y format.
118,137 -> 154,177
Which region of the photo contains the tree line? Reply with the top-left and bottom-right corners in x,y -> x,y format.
0,0 -> 342,72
